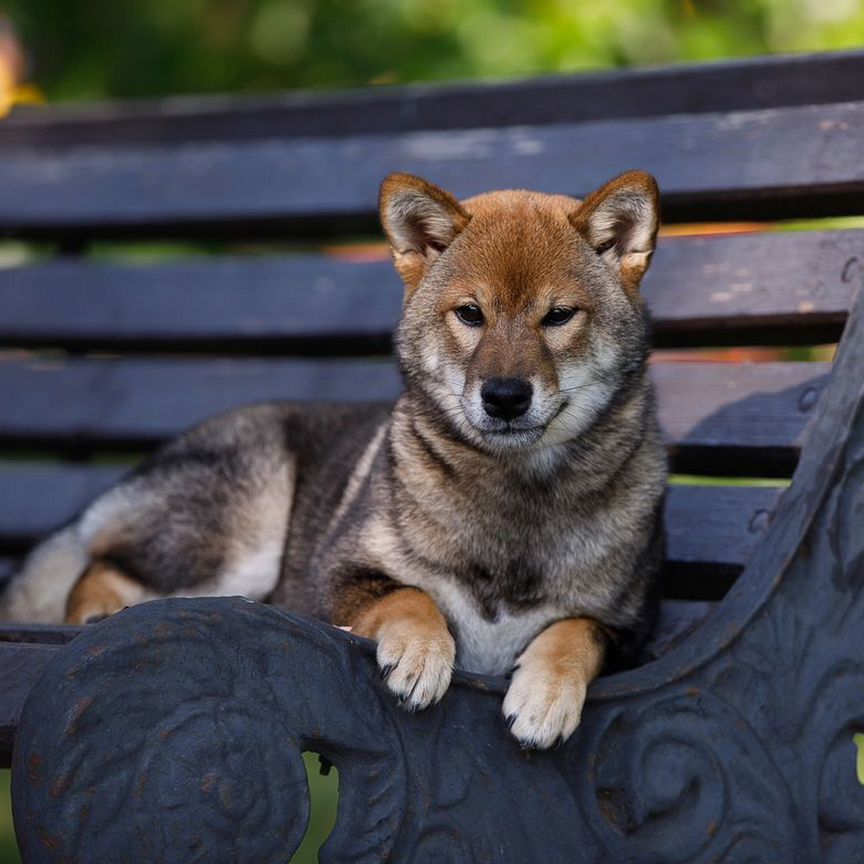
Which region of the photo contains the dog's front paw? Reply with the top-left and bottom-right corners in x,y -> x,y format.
502,657 -> 588,750
376,621 -> 455,711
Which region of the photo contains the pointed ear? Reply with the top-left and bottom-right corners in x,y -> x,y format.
570,170 -> 660,295
379,172 -> 471,293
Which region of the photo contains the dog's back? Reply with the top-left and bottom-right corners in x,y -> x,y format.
1,402 -> 388,623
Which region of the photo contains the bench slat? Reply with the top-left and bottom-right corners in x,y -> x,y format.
0,462 -> 781,577
0,359 -> 828,475
6,52 -> 864,149
0,359 -> 829,473
4,101 -> 864,239
0,230 -> 857,351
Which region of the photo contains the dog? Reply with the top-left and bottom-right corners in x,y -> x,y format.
0,170 -> 667,749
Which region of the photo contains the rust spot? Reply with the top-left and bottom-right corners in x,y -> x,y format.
50,774 -> 72,798
201,773 -> 217,794
158,728 -> 171,741
136,773 -> 148,797
79,804 -> 90,823
37,829 -> 62,851
65,696 -> 94,738
86,644 -> 106,659
686,687 -> 700,697
708,819 -> 718,837
596,789 -> 624,829
28,753 -> 43,787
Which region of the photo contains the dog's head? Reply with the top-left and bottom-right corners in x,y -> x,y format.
380,171 -> 659,455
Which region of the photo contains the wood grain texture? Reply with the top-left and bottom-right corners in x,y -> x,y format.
4,101 -> 864,238
4,51 -> 864,148
0,358 -> 829,476
0,230 -> 857,351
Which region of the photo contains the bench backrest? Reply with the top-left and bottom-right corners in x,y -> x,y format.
0,50 -> 860,621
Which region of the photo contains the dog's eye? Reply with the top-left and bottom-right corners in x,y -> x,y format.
542,307 -> 576,327
594,239 -> 616,256
455,304 -> 485,327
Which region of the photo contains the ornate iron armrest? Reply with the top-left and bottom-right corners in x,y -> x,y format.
12,287 -> 864,863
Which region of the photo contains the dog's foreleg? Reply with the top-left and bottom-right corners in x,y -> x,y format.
502,617 -> 606,749
335,581 -> 456,712
65,561 -> 147,625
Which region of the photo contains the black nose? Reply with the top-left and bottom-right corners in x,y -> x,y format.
481,377 -> 533,420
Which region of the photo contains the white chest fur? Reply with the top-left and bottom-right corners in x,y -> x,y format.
426,580 -> 565,676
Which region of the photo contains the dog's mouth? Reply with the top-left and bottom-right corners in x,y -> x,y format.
463,398 -> 569,450
478,425 -> 546,449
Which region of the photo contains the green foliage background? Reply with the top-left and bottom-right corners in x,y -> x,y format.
6,0 -> 864,102
1,1 -> 862,861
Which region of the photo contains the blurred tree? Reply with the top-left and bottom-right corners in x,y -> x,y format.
3,0 -> 864,103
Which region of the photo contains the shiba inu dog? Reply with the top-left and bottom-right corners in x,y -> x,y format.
1,170 -> 667,749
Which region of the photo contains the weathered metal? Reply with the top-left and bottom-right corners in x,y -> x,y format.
10,286 -> 864,862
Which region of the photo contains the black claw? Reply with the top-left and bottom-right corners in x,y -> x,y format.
505,714 -> 517,730
379,663 -> 394,680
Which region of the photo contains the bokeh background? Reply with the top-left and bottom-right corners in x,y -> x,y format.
1,1 -> 863,861
5,0 -> 864,103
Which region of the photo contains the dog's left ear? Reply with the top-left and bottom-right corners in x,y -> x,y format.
570,171 -> 660,295
379,172 -> 471,293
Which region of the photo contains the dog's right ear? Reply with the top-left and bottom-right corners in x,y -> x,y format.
379,173 -> 470,293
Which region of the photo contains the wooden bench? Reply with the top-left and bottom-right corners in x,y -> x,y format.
2,50 -> 864,861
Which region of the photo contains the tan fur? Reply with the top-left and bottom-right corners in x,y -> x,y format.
502,618 -> 605,749
569,169 -> 660,298
379,172 -> 471,293
349,587 -> 456,711
66,562 -> 146,626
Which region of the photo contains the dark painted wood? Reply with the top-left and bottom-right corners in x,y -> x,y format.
652,361 -> 829,475
4,51 -> 864,149
1,230 -> 857,352
0,460 -> 782,583
4,100 -> 864,240
0,643 -> 59,768
0,464 -> 125,546
0,359 -> 829,477
0,255 -> 402,356
646,230 -> 860,347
